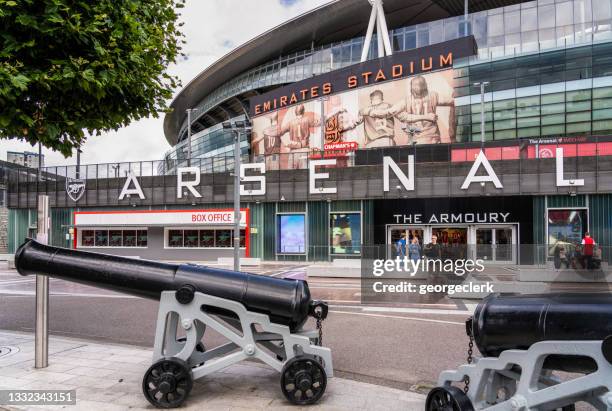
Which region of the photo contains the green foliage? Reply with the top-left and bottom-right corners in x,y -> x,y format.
0,0 -> 185,156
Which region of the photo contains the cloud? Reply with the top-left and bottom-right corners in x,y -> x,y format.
1,0 -> 330,167
279,0 -> 302,6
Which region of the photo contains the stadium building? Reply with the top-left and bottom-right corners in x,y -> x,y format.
5,0 -> 612,269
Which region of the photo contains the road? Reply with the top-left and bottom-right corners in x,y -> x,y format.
0,261 -> 472,392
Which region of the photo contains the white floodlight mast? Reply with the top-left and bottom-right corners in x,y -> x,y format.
360,0 -> 393,62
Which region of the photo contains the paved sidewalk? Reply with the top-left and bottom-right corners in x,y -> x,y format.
0,331 -> 425,410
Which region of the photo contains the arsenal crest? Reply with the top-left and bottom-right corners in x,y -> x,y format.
66,177 -> 86,202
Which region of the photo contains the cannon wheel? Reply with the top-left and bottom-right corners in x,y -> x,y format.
426,386 -> 474,411
280,355 -> 327,405
142,357 -> 193,409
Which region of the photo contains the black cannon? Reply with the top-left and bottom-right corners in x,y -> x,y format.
16,240 -> 333,408
427,293 -> 612,411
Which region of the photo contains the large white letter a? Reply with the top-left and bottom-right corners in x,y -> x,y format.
461,150 -> 503,189
118,171 -> 146,200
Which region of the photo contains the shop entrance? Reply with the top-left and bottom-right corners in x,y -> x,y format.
386,225 -> 517,263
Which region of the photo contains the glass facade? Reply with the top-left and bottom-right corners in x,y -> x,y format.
161,114 -> 250,174
165,0 -> 612,172
454,41 -> 612,141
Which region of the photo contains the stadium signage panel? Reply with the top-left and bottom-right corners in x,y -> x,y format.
98,147 -> 584,203
249,36 -> 477,116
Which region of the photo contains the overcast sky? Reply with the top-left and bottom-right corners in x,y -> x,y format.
1,0 -> 330,167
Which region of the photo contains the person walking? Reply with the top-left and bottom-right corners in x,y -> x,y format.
396,233 -> 407,258
581,232 -> 596,269
409,236 -> 421,264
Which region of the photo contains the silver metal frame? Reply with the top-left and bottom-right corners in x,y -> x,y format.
152,291 -> 333,380
438,340 -> 612,410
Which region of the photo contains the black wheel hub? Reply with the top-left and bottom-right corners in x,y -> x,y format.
426,386 -> 474,411
158,374 -> 176,394
280,355 -> 327,405
142,358 -> 193,409
295,371 -> 313,391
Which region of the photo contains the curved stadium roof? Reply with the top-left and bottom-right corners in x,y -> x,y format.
163,0 -> 527,146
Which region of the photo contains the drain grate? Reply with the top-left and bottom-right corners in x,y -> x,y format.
0,346 -> 19,358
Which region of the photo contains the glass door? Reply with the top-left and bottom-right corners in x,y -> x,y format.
388,226 -> 425,259
494,227 -> 514,262
476,228 -> 493,261
474,226 -> 516,263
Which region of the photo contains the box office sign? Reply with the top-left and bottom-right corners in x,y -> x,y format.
73,209 -> 248,227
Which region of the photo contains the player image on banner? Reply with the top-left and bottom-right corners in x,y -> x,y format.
284,103 -> 321,169
252,102 -> 321,170
344,89 -> 396,148
369,72 -> 455,144
250,69 -> 456,169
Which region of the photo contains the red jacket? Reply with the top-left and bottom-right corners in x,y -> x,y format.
582,236 -> 595,256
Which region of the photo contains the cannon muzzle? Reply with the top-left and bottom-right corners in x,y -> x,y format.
15,239 -> 313,331
470,292 -> 612,371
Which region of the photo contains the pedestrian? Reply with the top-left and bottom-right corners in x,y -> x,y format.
581,232 -> 596,269
396,233 -> 407,258
426,234 -> 442,259
409,236 -> 421,264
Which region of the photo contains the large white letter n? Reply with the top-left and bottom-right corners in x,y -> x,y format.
383,155 -> 414,191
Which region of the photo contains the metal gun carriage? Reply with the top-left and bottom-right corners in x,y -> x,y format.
15,239 -> 333,408
427,293 -> 612,411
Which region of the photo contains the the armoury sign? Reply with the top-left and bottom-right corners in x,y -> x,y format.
249,37 -> 477,170
65,147 -> 585,202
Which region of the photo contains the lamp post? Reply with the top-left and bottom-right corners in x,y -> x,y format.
222,119 -> 252,272
473,81 -> 490,146
186,109 -> 193,166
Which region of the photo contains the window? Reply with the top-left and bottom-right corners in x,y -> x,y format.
405,31 -> 416,50
82,230 -> 95,247
164,229 -> 244,248
123,230 -> 136,247
168,230 -> 184,247
199,230 -> 215,247
80,229 -> 147,248
330,213 -> 361,255
184,230 -> 199,247
95,230 -> 108,247
547,209 -> 588,256
215,230 -> 232,247
277,214 -> 306,254
109,230 -> 122,247
137,230 -> 148,247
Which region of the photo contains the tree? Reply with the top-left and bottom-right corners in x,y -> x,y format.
0,0 -> 185,156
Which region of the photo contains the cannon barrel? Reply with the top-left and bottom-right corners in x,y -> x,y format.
471,293 -> 612,362
15,239 -> 312,330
